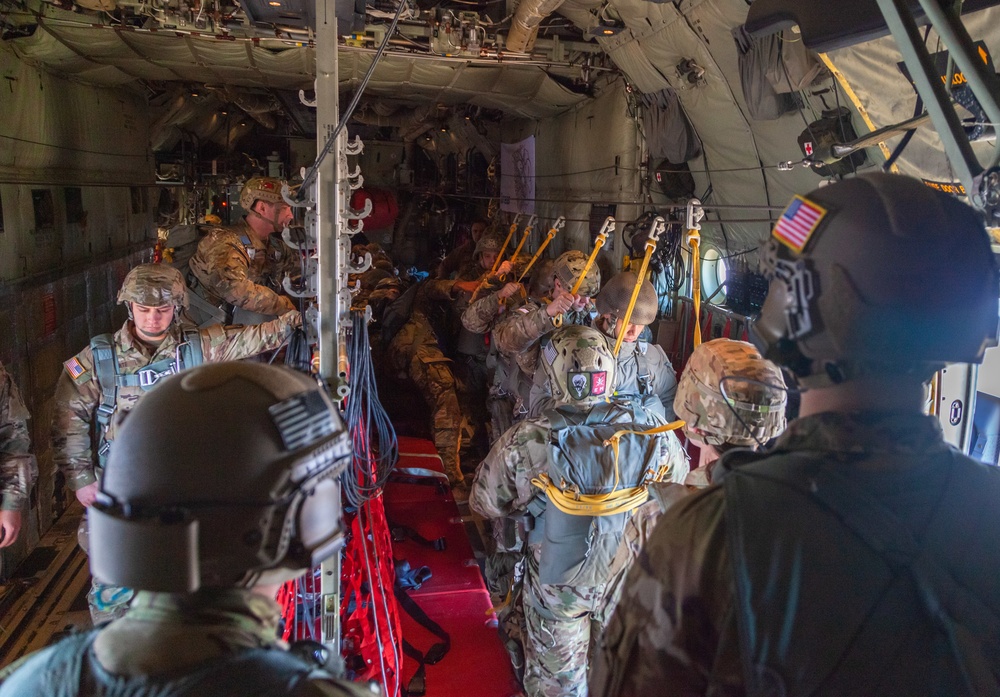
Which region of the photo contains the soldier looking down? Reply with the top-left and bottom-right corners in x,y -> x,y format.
1,363 -> 371,697
53,263 -> 302,622
188,177 -> 297,325
592,173 -> 1000,697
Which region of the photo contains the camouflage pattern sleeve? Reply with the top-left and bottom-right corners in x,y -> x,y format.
493,302 -> 554,358
190,230 -> 294,316
200,311 -> 301,362
0,366 -> 36,511
421,279 -> 459,303
52,347 -> 102,491
590,487 -> 742,697
469,418 -> 551,520
462,291 -> 506,334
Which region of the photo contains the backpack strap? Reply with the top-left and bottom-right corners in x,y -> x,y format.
725,453 -> 1000,697
635,341 -> 652,396
180,328 -> 204,368
89,334 -> 119,434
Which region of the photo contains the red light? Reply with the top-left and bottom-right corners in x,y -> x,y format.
222,201 -> 227,206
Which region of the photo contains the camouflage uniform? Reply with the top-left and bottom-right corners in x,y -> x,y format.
0,590 -> 371,697
493,299 -> 592,415
526,339 -> 677,419
188,218 -> 296,323
388,280 -> 465,486
471,398 -> 686,697
590,411 -> 997,697
53,312 -> 299,621
0,362 -> 36,517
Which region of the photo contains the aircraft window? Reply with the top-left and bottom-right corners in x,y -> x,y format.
65,188 -> 84,225
701,246 -> 728,303
31,189 -> 55,231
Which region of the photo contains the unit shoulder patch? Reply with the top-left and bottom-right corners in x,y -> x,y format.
773,195 -> 827,253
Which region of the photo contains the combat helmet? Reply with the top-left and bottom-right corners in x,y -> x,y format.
674,339 -> 787,448
752,173 -> 999,387
117,263 -> 189,319
552,250 -> 601,297
88,363 -> 351,592
474,234 -> 504,260
596,271 -> 658,326
239,176 -> 286,211
540,325 -> 617,407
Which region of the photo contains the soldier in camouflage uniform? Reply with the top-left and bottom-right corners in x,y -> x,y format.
53,263 -> 301,623
591,175 -> 1000,697
471,326 -> 687,697
0,362 -> 37,549
388,277 -> 479,488
437,218 -> 490,279
493,251 -> 600,419
1,363 -> 371,697
187,177 -> 297,326
530,270 -> 678,418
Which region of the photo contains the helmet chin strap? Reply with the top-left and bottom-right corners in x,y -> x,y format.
247,205 -> 282,234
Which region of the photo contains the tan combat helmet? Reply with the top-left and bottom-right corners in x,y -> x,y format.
239,176 -> 286,211
117,264 -> 189,319
552,250 -> 601,297
474,234 -> 504,261
674,339 -> 787,448
595,271 -> 658,326
540,325 -> 617,407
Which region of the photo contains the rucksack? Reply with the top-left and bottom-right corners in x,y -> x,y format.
532,398 -> 683,587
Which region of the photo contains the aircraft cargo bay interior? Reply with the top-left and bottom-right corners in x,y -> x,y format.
0,0 -> 1000,695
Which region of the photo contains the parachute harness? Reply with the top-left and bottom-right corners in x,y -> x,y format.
530,419 -> 685,517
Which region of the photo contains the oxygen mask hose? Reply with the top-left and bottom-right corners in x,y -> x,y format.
614,217 -> 665,355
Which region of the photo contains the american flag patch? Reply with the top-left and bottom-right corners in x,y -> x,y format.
773,196 -> 827,253
64,357 -> 86,380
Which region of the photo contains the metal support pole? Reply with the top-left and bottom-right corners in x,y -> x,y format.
316,0 -> 343,648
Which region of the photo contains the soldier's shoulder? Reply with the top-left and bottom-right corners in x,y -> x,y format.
61,344 -> 97,385
198,226 -> 245,248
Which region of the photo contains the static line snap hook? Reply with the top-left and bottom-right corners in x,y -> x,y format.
685,198 -> 704,233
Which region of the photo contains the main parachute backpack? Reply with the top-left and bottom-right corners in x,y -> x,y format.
531,398 -> 684,586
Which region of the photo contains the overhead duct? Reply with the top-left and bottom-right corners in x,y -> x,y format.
506,0 -> 567,53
